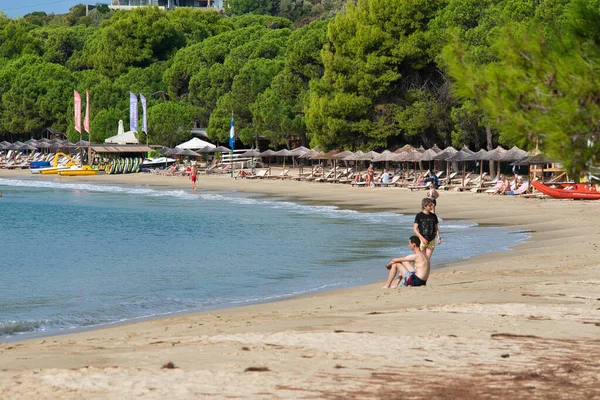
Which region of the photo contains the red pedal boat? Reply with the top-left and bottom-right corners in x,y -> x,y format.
531,181 -> 600,200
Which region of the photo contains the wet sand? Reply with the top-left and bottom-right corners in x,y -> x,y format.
1,169 -> 599,399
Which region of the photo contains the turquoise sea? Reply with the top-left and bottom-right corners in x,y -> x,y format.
0,177 -> 528,341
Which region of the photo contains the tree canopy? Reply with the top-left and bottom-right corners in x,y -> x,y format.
0,1 -> 597,176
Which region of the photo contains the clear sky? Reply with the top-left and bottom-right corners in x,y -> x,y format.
1,0 -> 98,18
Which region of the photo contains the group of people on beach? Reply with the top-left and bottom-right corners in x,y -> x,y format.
383,190 -> 441,289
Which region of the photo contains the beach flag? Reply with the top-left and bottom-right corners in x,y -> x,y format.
129,92 -> 138,132
229,113 -> 235,151
83,91 -> 90,133
74,90 -> 81,133
140,93 -> 147,134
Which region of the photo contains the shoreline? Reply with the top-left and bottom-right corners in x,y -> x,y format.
1,169 -> 599,398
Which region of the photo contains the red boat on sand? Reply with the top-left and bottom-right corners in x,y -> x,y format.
531,181 -> 600,200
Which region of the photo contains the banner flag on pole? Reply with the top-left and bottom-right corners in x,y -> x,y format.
74,90 -> 81,133
84,90 -> 90,134
129,92 -> 138,132
229,113 -> 235,151
140,93 -> 147,134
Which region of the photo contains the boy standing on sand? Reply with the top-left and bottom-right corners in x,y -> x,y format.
190,163 -> 198,192
414,198 -> 441,259
383,236 -> 430,288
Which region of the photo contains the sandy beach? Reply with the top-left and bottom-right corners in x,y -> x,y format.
1,169 -> 599,399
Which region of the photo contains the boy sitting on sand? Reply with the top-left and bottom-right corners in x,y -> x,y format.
383,236 -> 430,289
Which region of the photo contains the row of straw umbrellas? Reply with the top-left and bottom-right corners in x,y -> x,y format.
0,138 -> 91,151
235,144 -> 550,165
160,144 -> 554,180
3,139 -> 553,168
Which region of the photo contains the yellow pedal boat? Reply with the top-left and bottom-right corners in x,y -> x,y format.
58,166 -> 98,176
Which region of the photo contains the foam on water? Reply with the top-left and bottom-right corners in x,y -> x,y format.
0,177 -> 529,341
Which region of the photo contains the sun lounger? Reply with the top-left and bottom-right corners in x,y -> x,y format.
245,169 -> 268,179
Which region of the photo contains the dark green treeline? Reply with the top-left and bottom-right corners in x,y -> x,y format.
0,0 -> 598,176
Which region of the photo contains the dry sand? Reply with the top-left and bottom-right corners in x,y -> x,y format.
0,169 -> 599,399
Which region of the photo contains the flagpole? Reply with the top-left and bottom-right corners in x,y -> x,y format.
230,111 -> 234,178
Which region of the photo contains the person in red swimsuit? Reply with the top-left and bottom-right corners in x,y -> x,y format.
190,163 -> 198,192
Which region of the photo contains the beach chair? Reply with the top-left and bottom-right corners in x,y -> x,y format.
508,181 -> 529,195
245,169 -> 268,179
484,181 -> 505,194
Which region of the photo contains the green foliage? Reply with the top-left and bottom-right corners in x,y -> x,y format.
443,0 -> 600,176
227,0 -> 275,16
89,107 -> 125,143
81,7 -> 185,77
147,102 -> 199,147
306,0 -> 444,150
1,57 -> 73,135
0,19 -> 42,58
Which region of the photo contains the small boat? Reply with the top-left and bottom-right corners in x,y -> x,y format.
141,157 -> 176,169
57,165 -> 99,176
531,181 -> 600,200
34,152 -> 79,175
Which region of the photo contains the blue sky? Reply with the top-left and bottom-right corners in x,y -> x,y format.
1,0 -> 98,18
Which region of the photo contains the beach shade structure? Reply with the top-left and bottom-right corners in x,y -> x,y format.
290,146 -> 311,157
18,143 -> 37,151
498,146 -> 529,162
373,150 -> 395,162
432,146 -> 458,160
446,148 -> 476,187
242,148 -> 263,157
1,140 -> 11,147
35,141 -> 52,149
289,146 -> 311,171
511,153 -> 555,184
156,146 -> 171,155
260,149 -> 278,174
511,153 -> 555,166
332,150 -> 355,176
430,144 -> 443,153
12,141 -> 24,147
179,149 -> 201,157
24,139 -> 38,146
273,148 -> 292,171
176,137 -> 216,150
74,140 -> 90,147
194,146 -> 214,154
241,149 -> 261,171
418,148 -> 441,175
466,149 -> 489,184
320,150 -> 341,179
394,144 -> 419,154
4,143 -> 19,150
497,146 -> 529,178
213,146 -> 231,153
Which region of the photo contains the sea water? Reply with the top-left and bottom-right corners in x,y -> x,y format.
0,177 -> 528,341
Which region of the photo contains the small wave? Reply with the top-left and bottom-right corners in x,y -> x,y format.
1,178 -> 414,225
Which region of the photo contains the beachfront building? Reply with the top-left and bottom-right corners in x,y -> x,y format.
109,0 -> 224,12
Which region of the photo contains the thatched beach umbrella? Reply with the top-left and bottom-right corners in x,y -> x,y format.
289,146 -> 311,170
18,143 -> 37,151
273,148 -> 292,171
241,149 -> 261,171
445,149 -> 474,187
499,146 -> 529,162
213,146 -> 231,153
511,153 -> 555,184
466,149 -> 489,184
332,151 -> 354,176
433,146 -> 458,160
